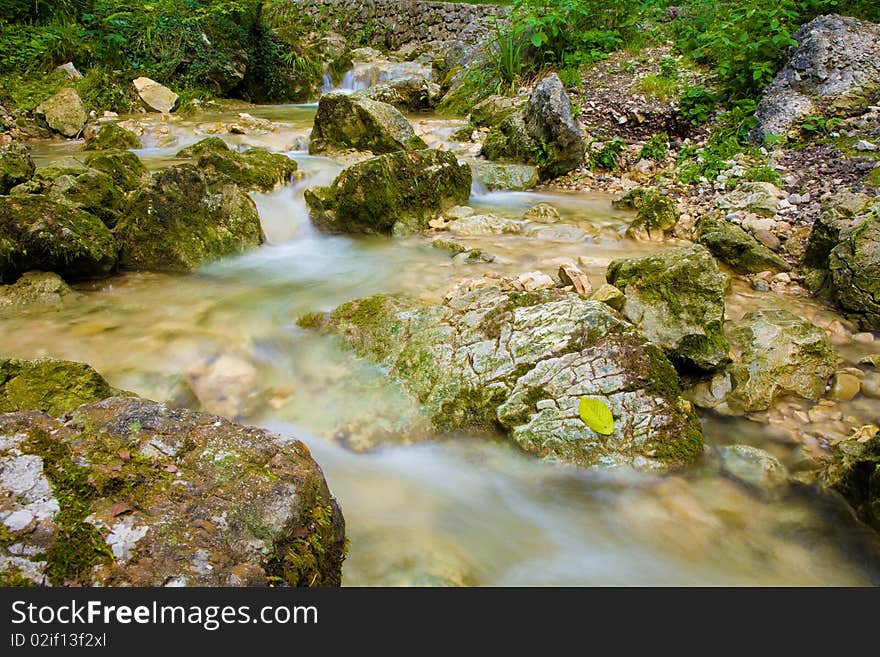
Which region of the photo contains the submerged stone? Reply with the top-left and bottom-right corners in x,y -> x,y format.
83,123 -> 140,151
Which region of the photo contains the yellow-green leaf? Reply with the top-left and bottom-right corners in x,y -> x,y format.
578,397 -> 614,435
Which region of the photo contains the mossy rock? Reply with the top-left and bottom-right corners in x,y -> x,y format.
35,87 -> 86,137
607,244 -> 729,371
82,123 -> 140,151
306,287 -> 703,471
82,150 -> 149,192
0,195 -> 118,282
0,144 -> 36,194
36,168 -> 126,228
0,357 -> 121,416
115,164 -> 263,272
614,188 -> 681,234
0,397 -> 345,586
0,271 -> 77,308
176,138 -> 298,192
308,93 -> 428,155
694,211 -> 790,273
305,149 -> 471,235
470,95 -> 519,128
821,433 -> 880,532
481,113 -> 535,164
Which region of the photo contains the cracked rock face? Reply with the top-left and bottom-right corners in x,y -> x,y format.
0,398 -> 344,587
753,14 -> 880,139
308,286 -> 703,470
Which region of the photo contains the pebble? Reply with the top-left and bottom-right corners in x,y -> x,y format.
861,373 -> 880,399
755,229 -> 781,250
830,372 -> 861,401
853,332 -> 875,344
855,139 -> 878,152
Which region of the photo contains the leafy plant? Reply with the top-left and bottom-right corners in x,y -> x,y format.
678,86 -> 719,125
590,137 -> 626,171
638,132 -> 669,162
741,164 -> 782,185
799,115 -> 843,137
639,73 -> 677,101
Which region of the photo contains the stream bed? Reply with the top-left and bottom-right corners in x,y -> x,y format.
7,103 -> 880,586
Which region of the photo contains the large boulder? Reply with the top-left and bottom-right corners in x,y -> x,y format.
308,93 -> 427,155
175,138 -> 298,192
305,149 -> 471,235
0,357 -> 121,416
694,212 -> 790,273
0,396 -> 345,586
481,73 -> 585,180
753,15 -> 880,140
35,88 -> 87,138
132,77 -> 179,113
304,286 -> 703,471
0,195 -> 118,282
115,165 -> 263,272
82,123 -> 140,151
606,245 -> 729,371
802,194 -> 880,330
723,309 -> 834,412
0,144 -> 35,194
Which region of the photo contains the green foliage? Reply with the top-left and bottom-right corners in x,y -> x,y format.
741,164 -> 782,185
639,132 -> 669,162
676,100 -> 760,183
486,16 -> 524,94
678,85 -> 719,125
590,137 -> 626,171
558,66 -> 581,88
639,73 -> 677,101
798,114 -> 843,137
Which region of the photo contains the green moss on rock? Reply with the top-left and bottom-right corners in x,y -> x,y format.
305,149 -> 471,235
694,211 -> 790,273
82,150 -> 149,192
83,123 -> 140,151
0,144 -> 36,194
614,188 -> 681,234
115,164 -> 263,272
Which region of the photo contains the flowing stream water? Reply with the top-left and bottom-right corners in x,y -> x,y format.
8,100 -> 880,586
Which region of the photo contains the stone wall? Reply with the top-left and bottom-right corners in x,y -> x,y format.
288,0 -> 510,51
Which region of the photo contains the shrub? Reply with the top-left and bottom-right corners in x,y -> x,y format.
590,137 -> 626,171
639,132 -> 669,162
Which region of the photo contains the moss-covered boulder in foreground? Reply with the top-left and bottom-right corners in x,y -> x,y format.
82,123 -> 141,151
0,397 -> 345,586
0,144 -> 35,194
82,150 -> 149,192
19,164 -> 127,228
304,285 -> 703,471
0,357 -> 121,416
308,93 -> 427,155
115,164 -> 263,272
305,149 -> 471,235
606,244 -> 729,371
0,195 -> 118,282
176,138 -> 298,192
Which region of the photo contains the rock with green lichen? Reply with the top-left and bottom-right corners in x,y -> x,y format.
0,195 -> 118,282
115,164 -> 263,272
687,309 -> 834,413
470,161 -> 538,191
0,272 -> 78,308
304,286 -> 703,471
19,165 -> 127,228
820,432 -> 880,532
0,144 -> 35,194
82,123 -> 140,151
0,357 -> 121,416
35,88 -> 87,138
613,188 -> 680,235
0,396 -> 345,586
481,74 -> 586,181
176,138 -> 298,192
589,283 -> 626,311
82,150 -> 149,192
305,149 -> 471,235
695,211 -> 790,273
606,244 -> 729,371
470,95 -> 519,128
354,75 -> 440,112
308,93 -> 427,155
803,194 -> 880,330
